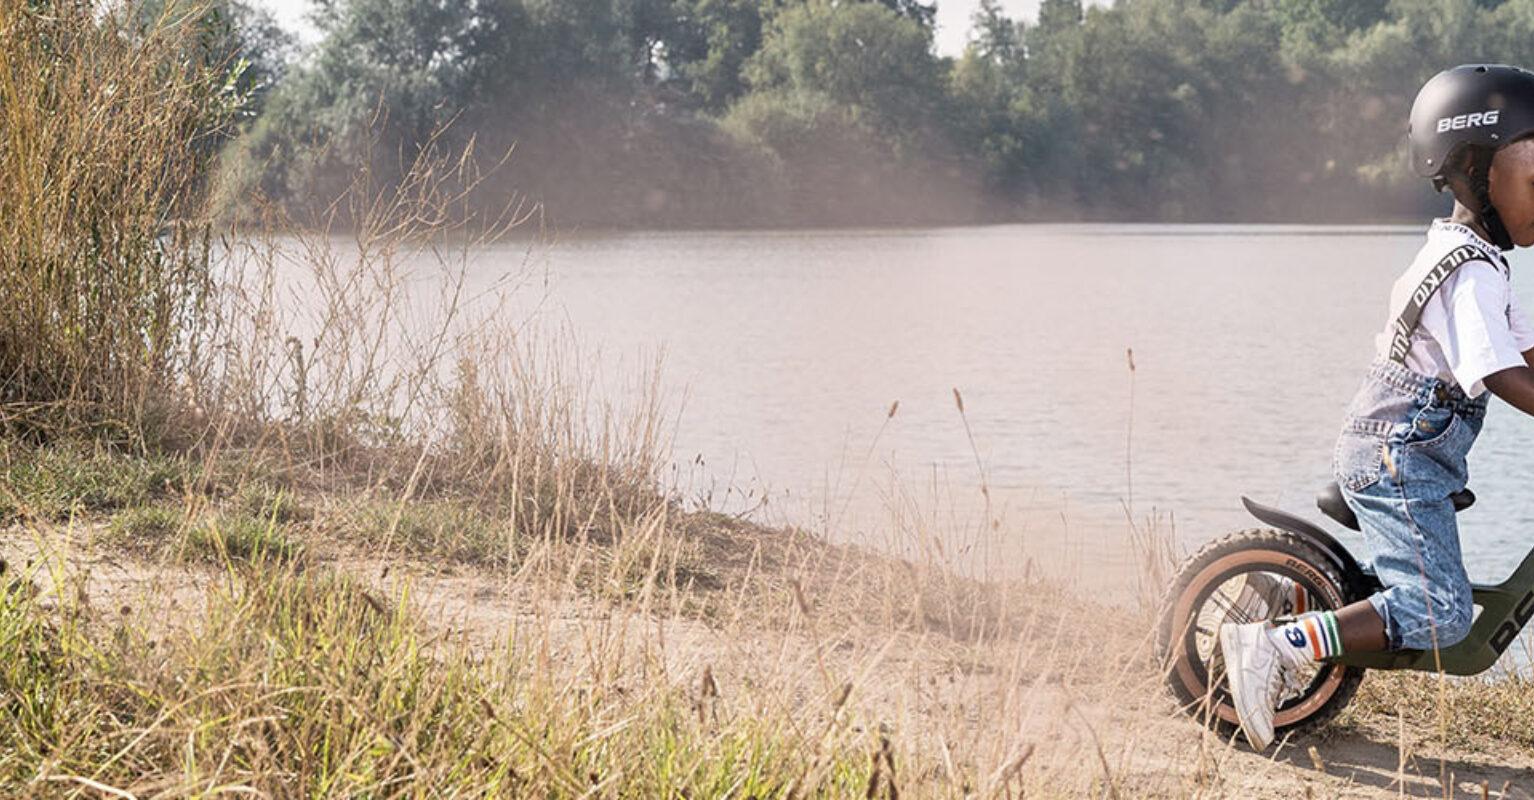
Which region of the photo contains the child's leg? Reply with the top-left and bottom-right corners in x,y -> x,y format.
1231,456 -> 1468,752
1335,600 -> 1388,651
1263,598 -> 1386,668
1327,364 -> 1480,653
1347,481 -> 1473,651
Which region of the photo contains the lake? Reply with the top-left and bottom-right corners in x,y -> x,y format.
465,225 -> 1534,590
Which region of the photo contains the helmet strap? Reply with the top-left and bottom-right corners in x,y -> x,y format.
1464,148 -> 1515,251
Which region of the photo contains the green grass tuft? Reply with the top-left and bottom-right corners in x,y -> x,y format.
180,513 -> 303,565
107,505 -> 186,546
108,505 -> 302,565
234,481 -> 311,525
346,498 -> 513,565
0,444 -> 189,523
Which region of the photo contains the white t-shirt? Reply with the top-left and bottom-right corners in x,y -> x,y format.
1373,219 -> 1534,397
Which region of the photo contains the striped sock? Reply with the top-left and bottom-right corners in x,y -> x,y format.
1266,610 -> 1342,667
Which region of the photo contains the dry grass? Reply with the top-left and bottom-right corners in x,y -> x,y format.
0,506 -> 1180,798
1346,659 -> 1534,753
0,0 -> 234,444
1,0 -> 670,567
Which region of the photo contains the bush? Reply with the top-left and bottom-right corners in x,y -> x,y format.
0,1 -> 243,445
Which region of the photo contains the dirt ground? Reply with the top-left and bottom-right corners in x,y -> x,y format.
7,525 -> 1534,799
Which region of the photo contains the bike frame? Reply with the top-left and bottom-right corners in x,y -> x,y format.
1242,496 -> 1534,676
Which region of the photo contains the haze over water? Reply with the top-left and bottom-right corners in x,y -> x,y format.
486,225 -> 1534,588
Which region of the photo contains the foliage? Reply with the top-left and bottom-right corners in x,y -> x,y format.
138,0 -> 297,117
220,0 -> 1534,225
744,2 -> 944,140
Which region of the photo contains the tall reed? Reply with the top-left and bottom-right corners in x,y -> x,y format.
0,0 -> 238,445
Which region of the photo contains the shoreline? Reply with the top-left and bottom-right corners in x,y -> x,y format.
1,443 -> 1532,795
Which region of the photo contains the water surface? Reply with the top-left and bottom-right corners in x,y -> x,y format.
471,224 -> 1534,589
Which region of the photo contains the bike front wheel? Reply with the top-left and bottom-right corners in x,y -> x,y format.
1156,528 -> 1367,739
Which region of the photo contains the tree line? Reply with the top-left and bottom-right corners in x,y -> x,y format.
215,0 -> 1534,228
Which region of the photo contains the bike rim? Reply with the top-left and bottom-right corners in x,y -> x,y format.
1169,549 -> 1349,729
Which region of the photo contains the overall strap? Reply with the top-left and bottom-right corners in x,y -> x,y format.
1386,244 -> 1494,365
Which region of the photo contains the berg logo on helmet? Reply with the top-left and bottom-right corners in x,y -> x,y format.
1437,109 -> 1501,132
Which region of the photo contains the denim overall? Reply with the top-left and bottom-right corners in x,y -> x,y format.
1333,359 -> 1487,650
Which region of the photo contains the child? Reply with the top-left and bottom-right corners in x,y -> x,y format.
1221,64 -> 1534,750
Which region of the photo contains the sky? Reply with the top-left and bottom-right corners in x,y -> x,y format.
252,0 -> 1077,56
936,0 -> 1044,54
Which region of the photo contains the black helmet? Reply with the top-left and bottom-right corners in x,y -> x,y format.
1409,64 -> 1534,249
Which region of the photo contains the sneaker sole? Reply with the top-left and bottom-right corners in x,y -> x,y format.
1219,623 -> 1272,750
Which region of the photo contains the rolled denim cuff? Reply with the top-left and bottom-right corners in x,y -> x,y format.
1368,592 -> 1399,650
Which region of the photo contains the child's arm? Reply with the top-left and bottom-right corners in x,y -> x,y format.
1484,366 -> 1534,416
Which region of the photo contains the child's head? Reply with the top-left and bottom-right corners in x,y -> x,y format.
1410,64 -> 1534,249
1471,138 -> 1534,248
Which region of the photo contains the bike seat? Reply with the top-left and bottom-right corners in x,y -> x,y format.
1316,482 -> 1476,531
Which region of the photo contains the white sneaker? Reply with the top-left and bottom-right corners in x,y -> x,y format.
1219,621 -> 1290,750
1226,574 -> 1311,700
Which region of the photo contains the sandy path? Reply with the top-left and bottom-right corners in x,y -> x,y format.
6,528 -> 1533,799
